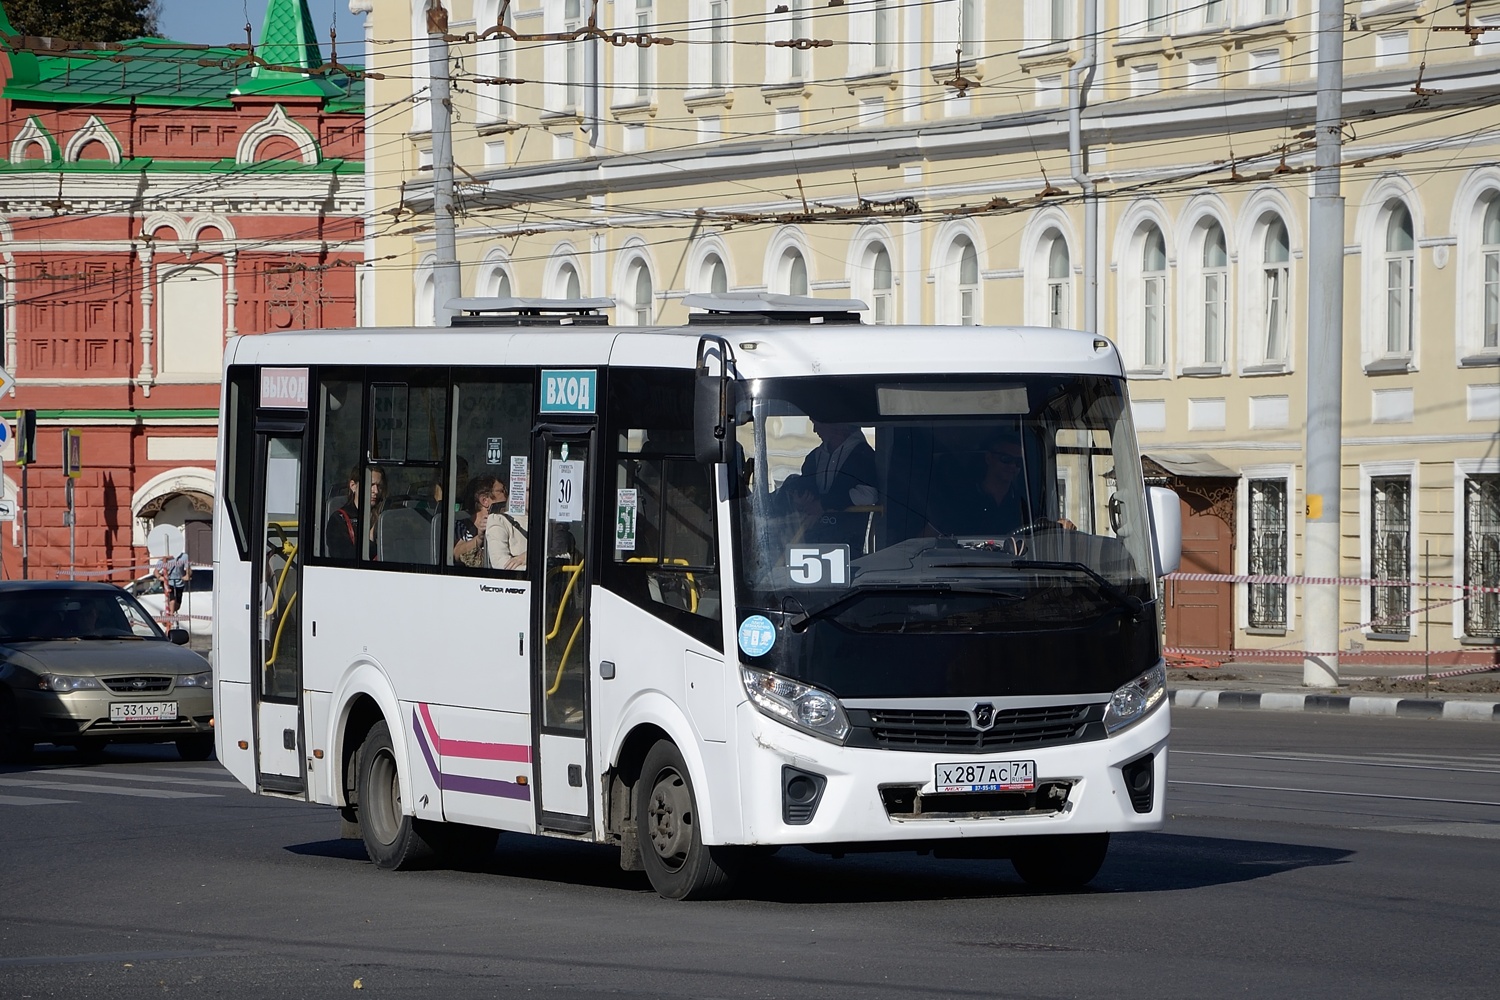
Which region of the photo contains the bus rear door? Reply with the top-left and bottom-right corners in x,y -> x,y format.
253,415 -> 307,794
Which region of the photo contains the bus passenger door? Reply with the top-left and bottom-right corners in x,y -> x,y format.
254,429 -> 306,794
533,427 -> 594,829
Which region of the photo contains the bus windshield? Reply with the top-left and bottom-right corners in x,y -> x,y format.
730,372 -> 1158,699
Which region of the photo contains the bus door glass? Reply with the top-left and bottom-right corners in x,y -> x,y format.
255,429 -> 306,792
533,427 -> 594,825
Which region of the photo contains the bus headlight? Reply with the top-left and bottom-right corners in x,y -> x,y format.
1103,663 -> 1166,734
741,666 -> 850,743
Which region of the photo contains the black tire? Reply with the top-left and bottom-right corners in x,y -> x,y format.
176,735 -> 215,761
0,696 -> 31,764
356,720 -> 437,870
1010,833 -> 1110,890
636,740 -> 737,900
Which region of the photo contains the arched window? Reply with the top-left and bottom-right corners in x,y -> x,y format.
707,254 -> 728,295
1142,225 -> 1167,367
775,248 -> 809,295
868,245 -> 893,324
565,0 -> 584,112
555,261 -> 581,300
1384,204 -> 1415,356
1261,218 -> 1290,363
625,259 -> 654,325
958,238 -> 978,325
1484,200 -> 1500,351
1200,222 -> 1227,365
415,266 -> 436,327
475,0 -> 514,123
486,268 -> 513,300
1046,235 -> 1070,328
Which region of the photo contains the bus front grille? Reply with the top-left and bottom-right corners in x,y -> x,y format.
848,704 -> 1104,753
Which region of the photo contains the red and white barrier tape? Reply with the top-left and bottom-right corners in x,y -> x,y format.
1166,571 -> 1500,594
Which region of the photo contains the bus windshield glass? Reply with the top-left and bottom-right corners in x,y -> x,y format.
730,372 -> 1157,698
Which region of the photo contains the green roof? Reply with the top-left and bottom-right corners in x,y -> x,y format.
0,0 -> 362,111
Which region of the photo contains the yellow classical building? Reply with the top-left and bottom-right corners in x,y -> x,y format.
349,0 -> 1500,664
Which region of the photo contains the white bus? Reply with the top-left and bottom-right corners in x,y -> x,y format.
212,296 -> 1181,899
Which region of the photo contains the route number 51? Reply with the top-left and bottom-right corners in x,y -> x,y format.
788,545 -> 850,586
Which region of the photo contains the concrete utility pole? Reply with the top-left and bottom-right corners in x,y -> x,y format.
1302,0 -> 1346,687
427,0 -> 460,327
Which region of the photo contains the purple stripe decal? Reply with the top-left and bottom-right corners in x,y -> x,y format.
412,709 -> 441,785
411,706 -> 532,802
442,773 -> 532,800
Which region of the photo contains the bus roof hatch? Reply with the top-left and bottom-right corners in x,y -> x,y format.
447,296 -> 616,326
683,292 -> 866,326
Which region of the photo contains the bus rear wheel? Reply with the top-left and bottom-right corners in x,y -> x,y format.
1009,833 -> 1110,890
356,720 -> 437,870
636,740 -> 736,900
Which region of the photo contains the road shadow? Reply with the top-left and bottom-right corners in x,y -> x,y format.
283,828 -> 1351,903
0,741 -> 205,773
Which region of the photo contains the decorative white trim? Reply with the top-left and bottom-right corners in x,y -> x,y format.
236,105 -> 320,166
131,466 -> 217,548
62,115 -> 123,165
10,117 -> 56,163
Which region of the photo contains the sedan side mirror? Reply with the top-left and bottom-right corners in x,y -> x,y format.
168,628 -> 191,645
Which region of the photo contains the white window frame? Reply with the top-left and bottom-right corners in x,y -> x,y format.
622,256 -> 655,326
1453,459 -> 1500,640
1237,463 -> 1296,634
1359,188 -> 1421,372
1359,460 -> 1418,640
1383,205 -> 1415,358
1259,217 -> 1291,366
1141,226 -> 1169,371
937,234 -> 981,326
1455,177 -> 1500,365
1180,216 -> 1228,372
474,0 -> 514,125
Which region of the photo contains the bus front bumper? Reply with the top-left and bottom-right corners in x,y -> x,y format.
727,700 -> 1170,848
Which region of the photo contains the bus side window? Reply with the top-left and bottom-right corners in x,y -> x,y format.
314,375 -> 367,562
602,368 -> 722,648
448,376 -> 534,575
370,382 -> 449,567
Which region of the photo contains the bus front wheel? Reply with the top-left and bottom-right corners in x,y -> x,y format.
636,740 -> 736,900
356,720 -> 437,870
1009,833 -> 1109,890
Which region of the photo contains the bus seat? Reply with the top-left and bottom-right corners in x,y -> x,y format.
378,505 -> 437,564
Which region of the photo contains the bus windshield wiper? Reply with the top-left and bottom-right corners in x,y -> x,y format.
1010,560 -> 1146,615
787,583 -> 1019,633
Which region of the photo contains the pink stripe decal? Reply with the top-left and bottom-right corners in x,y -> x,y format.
417,702 -> 532,763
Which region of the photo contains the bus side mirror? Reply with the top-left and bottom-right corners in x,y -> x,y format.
694,374 -> 731,464
1147,486 -> 1181,578
694,335 -> 737,464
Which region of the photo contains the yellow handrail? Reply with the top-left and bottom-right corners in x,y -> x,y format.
263,528 -> 299,670
544,561 -> 585,697
625,556 -> 699,613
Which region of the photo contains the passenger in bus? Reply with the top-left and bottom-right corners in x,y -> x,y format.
800,420 -> 878,509
781,474 -> 865,550
325,466 -> 385,559
453,476 -> 496,567
482,477 -> 528,571
929,435 -> 1074,541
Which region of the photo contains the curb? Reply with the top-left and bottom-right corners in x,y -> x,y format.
1170,688 -> 1500,722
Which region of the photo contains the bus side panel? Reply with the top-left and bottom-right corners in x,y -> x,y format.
590,589 -> 743,844
303,567 -> 530,825
422,704 -> 535,833
215,680 -> 256,790
304,690 -> 333,804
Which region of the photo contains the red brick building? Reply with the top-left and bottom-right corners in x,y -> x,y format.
0,0 -> 363,581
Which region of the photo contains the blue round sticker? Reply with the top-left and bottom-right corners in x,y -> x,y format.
737,615 -> 777,657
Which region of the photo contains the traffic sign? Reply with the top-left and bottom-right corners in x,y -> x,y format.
63,428 -> 82,478
0,497 -> 14,522
0,365 -> 13,398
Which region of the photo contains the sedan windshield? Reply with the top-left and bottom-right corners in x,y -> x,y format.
0,591 -> 166,642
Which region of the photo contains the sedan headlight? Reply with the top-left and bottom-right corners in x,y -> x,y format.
1103,663 -> 1167,734
175,670 -> 213,689
39,673 -> 104,693
741,665 -> 849,743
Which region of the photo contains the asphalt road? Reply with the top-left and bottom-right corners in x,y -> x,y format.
1,708 -> 1497,999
